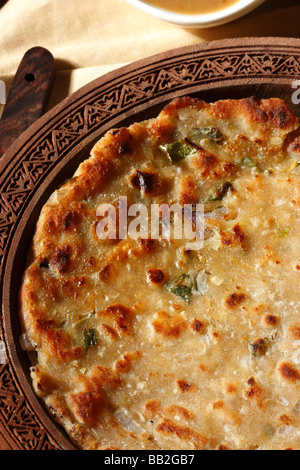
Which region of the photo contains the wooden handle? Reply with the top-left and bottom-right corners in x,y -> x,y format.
0,47 -> 55,158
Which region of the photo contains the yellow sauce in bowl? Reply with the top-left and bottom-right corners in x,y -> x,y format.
144,0 -> 241,15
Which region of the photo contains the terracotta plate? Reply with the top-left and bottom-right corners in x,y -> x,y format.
1,37 -> 300,450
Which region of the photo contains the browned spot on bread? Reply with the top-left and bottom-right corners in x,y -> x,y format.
35,318 -> 83,362
139,238 -> 156,253
279,414 -> 293,425
212,97 -> 297,131
35,317 -> 56,331
220,224 -> 246,250
244,377 -> 264,408
165,405 -> 191,420
217,444 -> 230,450
232,224 -> 246,247
243,97 -> 295,129
250,338 -> 268,357
71,157 -> 113,201
38,273 -> 60,302
130,169 -> 162,196
70,366 -> 122,427
99,264 -> 114,281
212,400 -> 224,410
101,324 -> 118,340
162,96 -> 207,115
54,343 -> 82,363
146,268 -> 165,285
152,311 -> 186,338
31,366 -> 59,395
103,304 -> 133,335
67,127 -> 135,201
289,324 -> 300,339
28,269 -> 87,303
156,418 -> 211,449
226,384 -> 237,394
145,400 -> 161,416
41,201 -> 87,236
51,245 -> 72,274
193,149 -> 236,180
252,304 -> 266,316
148,120 -> 174,143
88,256 -> 97,267
61,209 -> 81,231
70,390 -> 105,426
195,150 -> 217,175
260,98 -> 297,129
113,351 -> 141,373
211,330 -> 220,340
264,314 -> 279,327
179,176 -> 198,205
225,292 -> 246,308
89,366 -> 122,390
177,380 -> 195,393
194,151 -> 216,177
190,318 -> 205,334
278,362 -> 300,383
61,276 -> 86,299
107,127 -> 133,156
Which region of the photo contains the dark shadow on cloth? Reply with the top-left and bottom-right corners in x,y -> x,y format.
0,0 -> 9,9
46,58 -> 78,111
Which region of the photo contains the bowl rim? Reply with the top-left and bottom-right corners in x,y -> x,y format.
124,0 -> 266,26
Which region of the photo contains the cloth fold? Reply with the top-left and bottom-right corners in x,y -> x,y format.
0,0 -> 300,117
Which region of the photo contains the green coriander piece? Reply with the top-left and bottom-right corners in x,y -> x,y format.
241,156 -> 256,167
278,227 -> 290,238
249,338 -> 269,358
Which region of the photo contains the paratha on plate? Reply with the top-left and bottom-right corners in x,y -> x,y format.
19,96 -> 300,450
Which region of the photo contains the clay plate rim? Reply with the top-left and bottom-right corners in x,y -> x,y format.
1,37 -> 300,450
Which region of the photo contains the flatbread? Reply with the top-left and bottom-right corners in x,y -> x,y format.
19,96 -> 300,450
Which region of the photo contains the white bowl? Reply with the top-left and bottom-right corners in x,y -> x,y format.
124,0 -> 266,28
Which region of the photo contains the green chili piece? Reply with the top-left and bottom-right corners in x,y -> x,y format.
159,140 -> 197,163
193,127 -> 224,144
83,328 -> 98,351
166,274 -> 193,304
207,182 -> 233,202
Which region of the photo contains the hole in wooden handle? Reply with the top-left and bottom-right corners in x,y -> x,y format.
25,73 -> 35,82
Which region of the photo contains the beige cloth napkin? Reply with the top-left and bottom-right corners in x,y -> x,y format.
0,0 -> 300,117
